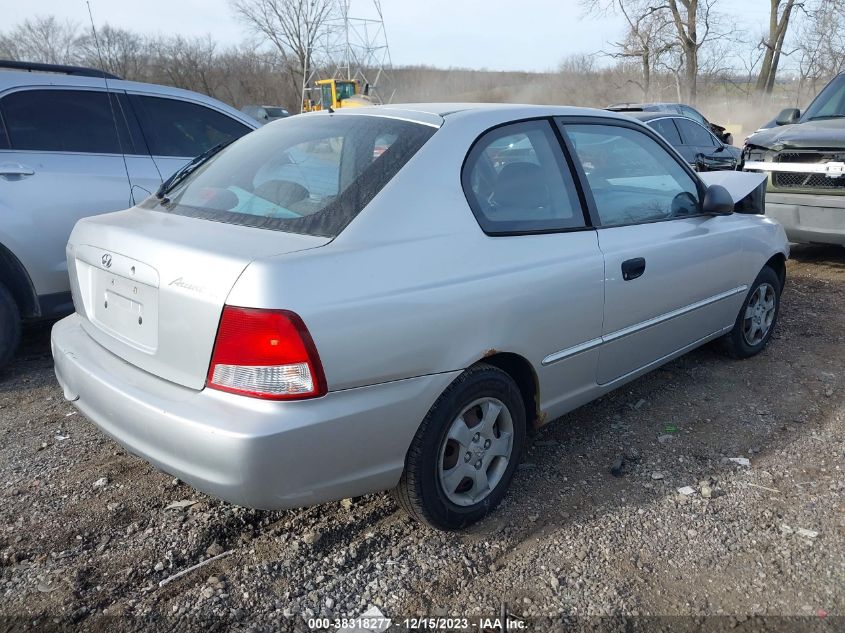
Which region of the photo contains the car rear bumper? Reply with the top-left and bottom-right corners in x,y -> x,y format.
51,314 -> 460,510
766,192 -> 845,246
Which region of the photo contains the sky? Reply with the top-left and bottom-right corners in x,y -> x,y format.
8,0 -> 776,73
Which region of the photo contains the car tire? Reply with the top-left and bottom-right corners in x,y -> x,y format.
0,282 -> 21,370
392,363 -> 526,530
720,266 -> 781,359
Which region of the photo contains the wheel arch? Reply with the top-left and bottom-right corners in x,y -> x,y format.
764,252 -> 787,289
0,242 -> 38,318
473,351 -> 542,431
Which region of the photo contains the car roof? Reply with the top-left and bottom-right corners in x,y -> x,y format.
0,69 -> 258,129
608,102 -> 677,109
312,102 -> 637,128
623,111 -> 678,122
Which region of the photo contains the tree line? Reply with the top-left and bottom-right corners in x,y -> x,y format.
586,0 -> 845,103
1,0 -> 844,122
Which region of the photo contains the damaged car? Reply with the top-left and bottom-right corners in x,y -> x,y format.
52,105 -> 788,530
607,102 -> 734,145
744,72 -> 845,246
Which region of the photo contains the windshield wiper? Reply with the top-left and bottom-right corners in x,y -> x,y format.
155,140 -> 234,203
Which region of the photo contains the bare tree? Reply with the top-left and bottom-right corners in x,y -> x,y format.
230,0 -> 336,106
148,35 -> 220,95
0,15 -> 80,65
76,25 -> 148,80
612,2 -> 676,100
584,0 -> 727,102
796,0 -> 845,93
663,0 -> 729,102
755,0 -> 801,96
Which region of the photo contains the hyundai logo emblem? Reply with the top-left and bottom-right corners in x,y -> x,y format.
102,254 -> 112,268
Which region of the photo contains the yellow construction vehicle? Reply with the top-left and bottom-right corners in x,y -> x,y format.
303,78 -> 374,112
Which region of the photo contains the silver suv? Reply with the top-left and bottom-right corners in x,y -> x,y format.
0,60 -> 258,368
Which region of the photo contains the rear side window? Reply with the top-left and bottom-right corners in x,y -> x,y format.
152,114 -> 435,237
676,118 -> 717,147
131,95 -> 250,157
1,89 -> 131,154
564,123 -> 701,226
648,118 -> 682,146
462,120 -> 585,234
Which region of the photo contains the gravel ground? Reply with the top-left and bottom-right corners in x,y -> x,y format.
1,245 -> 843,632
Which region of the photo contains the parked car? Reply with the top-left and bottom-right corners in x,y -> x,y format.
626,111 -> 742,171
607,102 -> 734,145
241,104 -> 291,125
52,104 -> 788,530
743,72 -> 845,246
0,60 -> 258,368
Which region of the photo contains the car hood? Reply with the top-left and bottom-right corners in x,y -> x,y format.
746,118 -> 845,150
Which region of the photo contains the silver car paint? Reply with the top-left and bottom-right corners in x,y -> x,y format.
52,104 -> 789,510
0,72 -> 258,300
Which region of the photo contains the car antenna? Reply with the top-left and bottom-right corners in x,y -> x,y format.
85,1 -> 134,202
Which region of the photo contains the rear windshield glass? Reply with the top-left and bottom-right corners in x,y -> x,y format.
146,114 -> 436,237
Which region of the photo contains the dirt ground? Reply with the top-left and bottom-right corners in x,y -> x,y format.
1,245 -> 843,632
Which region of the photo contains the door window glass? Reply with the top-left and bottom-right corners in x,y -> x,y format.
321,84 -> 333,108
1,89 -> 131,154
133,95 -> 250,158
564,124 -> 701,226
462,120 -> 585,234
336,82 -> 357,100
648,118 -> 682,146
676,118 -> 717,147
680,105 -> 708,126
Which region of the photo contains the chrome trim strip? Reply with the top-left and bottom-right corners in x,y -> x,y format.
541,285 -> 748,366
602,285 -> 747,343
541,337 -> 602,366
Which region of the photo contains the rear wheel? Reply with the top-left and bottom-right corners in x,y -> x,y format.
393,363 -> 526,530
721,266 -> 781,358
0,282 -> 21,370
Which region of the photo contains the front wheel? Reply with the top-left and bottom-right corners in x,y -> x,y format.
721,266 -> 781,358
392,363 -> 526,530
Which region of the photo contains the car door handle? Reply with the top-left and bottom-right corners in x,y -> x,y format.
621,257 -> 646,281
0,163 -> 35,178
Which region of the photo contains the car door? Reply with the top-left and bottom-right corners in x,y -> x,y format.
126,93 -> 253,180
0,87 -> 135,300
675,118 -> 736,171
560,119 -> 747,385
461,119 -> 605,413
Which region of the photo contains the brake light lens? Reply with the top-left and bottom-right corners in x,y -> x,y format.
206,306 -> 327,400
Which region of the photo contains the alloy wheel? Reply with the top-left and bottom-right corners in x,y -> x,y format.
742,282 -> 777,346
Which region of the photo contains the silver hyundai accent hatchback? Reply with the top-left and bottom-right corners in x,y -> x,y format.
52,104 -> 788,529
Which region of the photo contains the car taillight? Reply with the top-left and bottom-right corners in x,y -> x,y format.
206,306 -> 327,400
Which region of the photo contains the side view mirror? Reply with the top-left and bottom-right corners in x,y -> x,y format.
776,108 -> 800,126
702,184 -> 734,215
